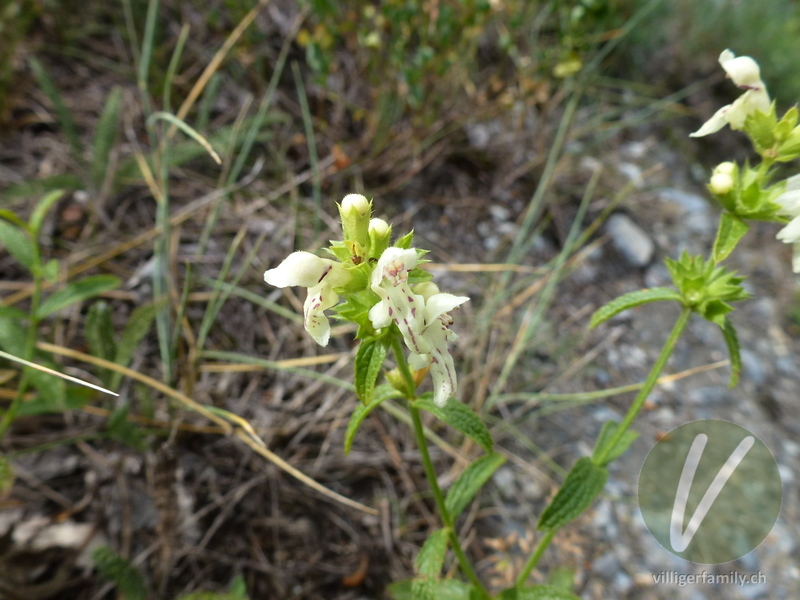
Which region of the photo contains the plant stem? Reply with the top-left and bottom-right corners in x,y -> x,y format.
515,529 -> 554,587
594,306 -> 692,465
515,306 -> 692,586
391,337 -> 491,600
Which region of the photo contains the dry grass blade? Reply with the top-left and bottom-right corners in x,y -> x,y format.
0,349 -> 118,397
35,342 -> 377,515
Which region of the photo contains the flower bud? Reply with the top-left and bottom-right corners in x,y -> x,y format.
709,173 -> 734,195
338,194 -> 371,246
368,218 -> 392,257
714,162 -> 736,176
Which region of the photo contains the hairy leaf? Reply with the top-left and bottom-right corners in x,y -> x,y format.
719,316 -> 742,388
445,453 -> 505,519
0,219 -> 35,271
713,213 -> 749,264
592,421 -> 639,466
590,288 -> 683,329
538,457 -> 608,531
92,546 -> 147,600
354,337 -> 388,404
414,398 -> 493,453
37,275 -> 120,318
415,528 -> 449,578
344,384 -> 402,454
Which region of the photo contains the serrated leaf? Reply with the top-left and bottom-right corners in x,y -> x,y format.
719,316 -> 741,388
91,87 -> 122,190
445,452 -> 505,519
414,398 -> 493,453
37,275 -> 120,318
0,455 -> 15,495
412,578 -> 436,600
744,105 -> 777,154
29,189 -> 65,235
344,384 -> 402,454
537,457 -> 608,531
0,219 -> 36,271
92,546 -> 147,600
389,579 -> 472,600
395,231 -> 414,249
589,288 -> 683,329
415,528 -> 449,577
713,213 -> 749,264
498,585 -> 581,600
592,421 -> 639,466
354,337 -> 388,404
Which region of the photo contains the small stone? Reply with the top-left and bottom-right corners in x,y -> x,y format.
741,349 -> 767,385
606,214 -> 655,267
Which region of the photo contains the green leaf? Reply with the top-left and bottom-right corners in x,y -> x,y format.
42,259 -> 60,283
592,421 -> 639,466
744,104 -> 777,154
444,452 -> 505,519
2,174 -> 83,200
85,301 -> 116,384
389,579 -> 472,600
344,384 -> 402,454
0,455 -> 15,495
354,337 -> 388,404
92,546 -> 147,600
395,230 -> 414,249
37,275 -> 120,318
16,384 -> 86,417
537,457 -> 608,531
29,189 -> 65,235
589,288 -> 683,329
0,219 -> 36,270
719,316 -> 741,388
546,566 -> 576,591
414,398 -> 494,453
412,578 -> 436,600
0,209 -> 30,230
498,585 -> 581,600
713,213 -> 749,264
415,528 -> 449,577
91,86 -> 122,190
0,306 -> 29,321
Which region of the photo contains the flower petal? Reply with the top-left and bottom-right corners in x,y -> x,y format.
775,189 -> 800,217
368,299 -> 392,329
264,251 -> 333,288
303,283 -> 340,346
370,247 -> 418,288
423,293 -> 469,325
777,215 -> 800,243
690,105 -> 731,138
720,51 -> 764,89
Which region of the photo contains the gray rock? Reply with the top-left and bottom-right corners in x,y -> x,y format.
606,214 -> 655,267
741,350 -> 767,385
492,466 -> 517,501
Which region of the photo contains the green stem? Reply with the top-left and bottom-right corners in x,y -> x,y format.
516,529 -> 555,587
594,306 -> 692,465
515,306 -> 692,586
391,338 -> 491,600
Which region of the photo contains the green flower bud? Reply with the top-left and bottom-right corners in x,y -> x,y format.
367,217 -> 391,257
338,194 -> 371,247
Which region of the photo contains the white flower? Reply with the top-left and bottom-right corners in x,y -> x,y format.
264,251 -> 351,346
690,50 -> 770,137
774,175 -> 800,272
369,248 -> 469,405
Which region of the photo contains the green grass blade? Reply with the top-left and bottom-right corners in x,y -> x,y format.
148,111 -> 221,164
292,61 -> 321,236
28,57 -> 82,159
91,86 -> 122,190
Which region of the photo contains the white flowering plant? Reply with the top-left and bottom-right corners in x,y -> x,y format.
261,49 -> 795,600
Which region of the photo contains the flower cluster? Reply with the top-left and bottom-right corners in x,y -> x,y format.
692,50 -> 800,273
264,195 -> 468,406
